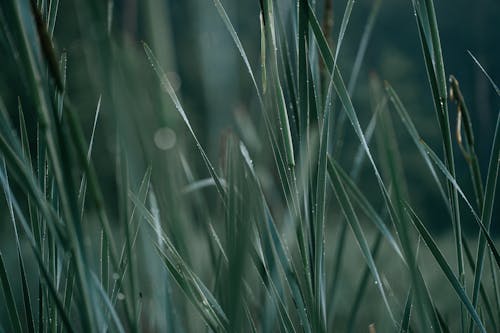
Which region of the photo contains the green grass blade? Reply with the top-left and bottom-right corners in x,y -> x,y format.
469,111 -> 500,329
329,158 -> 403,260
129,191 -> 228,331
412,0 -> 464,301
419,140 -> 500,267
385,83 -> 449,216
463,237 -> 498,331
313,104 -> 330,331
467,51 -> 499,96
143,43 -> 227,204
346,232 -> 383,333
297,0 -> 309,141
212,0 -> 263,104
0,161 -> 75,332
1,159 -> 35,333
78,95 -> 101,219
405,204 -> 486,333
0,252 -> 23,333
400,288 -> 414,333
327,156 -> 396,325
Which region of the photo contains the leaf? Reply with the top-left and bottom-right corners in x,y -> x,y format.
405,204 -> 486,333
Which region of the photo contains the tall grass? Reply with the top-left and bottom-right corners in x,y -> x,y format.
0,0 -> 498,332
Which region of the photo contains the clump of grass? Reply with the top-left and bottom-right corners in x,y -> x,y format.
0,0 -> 498,332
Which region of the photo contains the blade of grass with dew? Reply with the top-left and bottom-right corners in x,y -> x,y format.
346,232 -> 383,333
240,142 -> 312,332
212,0 -> 263,104
252,241 -> 297,333
215,0 -> 304,271
262,0 -> 295,167
47,0 -> 59,36
180,154 -> 228,265
116,141 -> 138,332
331,0 -> 355,75
0,165 -> 75,332
143,43 -> 227,204
297,0 -> 309,141
0,101 -> 67,247
412,0 -> 465,302
17,100 -> 42,247
11,1 -> 105,327
78,95 -> 102,219
333,0 -> 383,156
213,0 -> 300,209
328,158 -> 403,260
463,237 -> 498,331
400,288 -> 414,333
129,192 -> 228,331
308,2 -> 400,234
467,51 -> 500,96
0,252 -> 23,333
1,159 -> 35,332
28,0 -> 63,92
111,167 -> 151,307
275,6 -> 299,134
385,82 -> 449,208
327,156 -> 396,325
468,110 -> 500,332
90,273 -> 125,333
404,204 -> 487,333
488,251 -> 500,320
418,140 -> 500,267
327,95 -> 388,328
312,99 -> 330,332
63,99 -> 120,270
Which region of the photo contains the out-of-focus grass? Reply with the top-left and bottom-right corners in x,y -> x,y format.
0,0 -> 498,332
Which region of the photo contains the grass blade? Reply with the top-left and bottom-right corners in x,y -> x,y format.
467,51 -> 500,96
405,204 -> 486,333
143,43 -> 227,204
327,156 -> 396,325
0,253 -> 23,333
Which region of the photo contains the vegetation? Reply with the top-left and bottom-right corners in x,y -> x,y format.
0,0 -> 498,332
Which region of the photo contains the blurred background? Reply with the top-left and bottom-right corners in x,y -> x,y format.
0,0 -> 499,331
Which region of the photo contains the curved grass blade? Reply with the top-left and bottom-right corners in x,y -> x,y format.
413,0 -> 465,301
143,43 -> 227,205
0,253 -> 23,333
28,0 -> 63,91
463,237 -> 498,332
328,157 -> 403,261
467,51 -> 499,96
405,204 -> 486,333
78,95 -> 102,219
346,232 -> 383,333
240,142 -> 312,332
262,0 -> 295,166
327,156 -> 396,325
90,273 -> 125,333
419,140 -> 500,267
129,191 -> 228,332
400,288 -> 413,333
385,83 -> 449,218
0,167 -> 75,332
312,106 -> 330,331
1,159 -> 35,333
469,111 -> 500,331
212,0 -> 263,105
